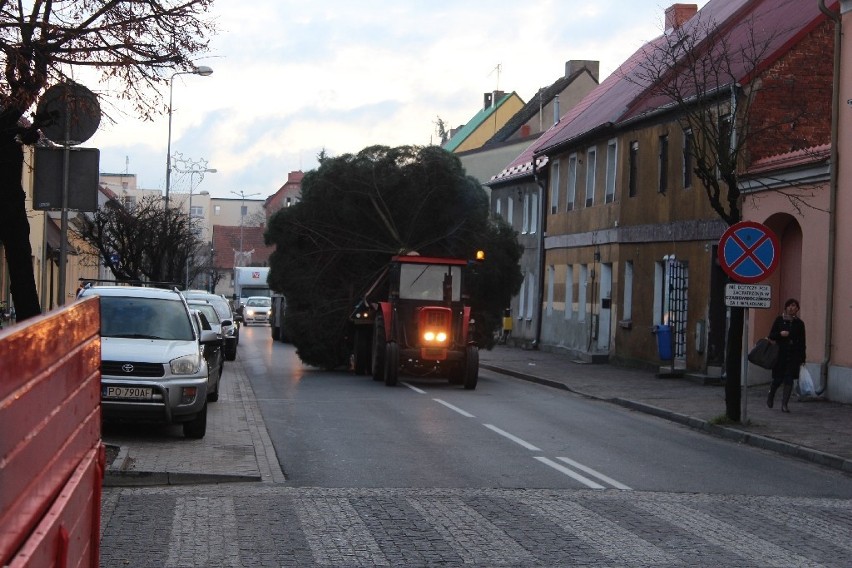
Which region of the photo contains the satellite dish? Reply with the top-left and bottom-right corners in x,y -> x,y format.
36,82 -> 101,145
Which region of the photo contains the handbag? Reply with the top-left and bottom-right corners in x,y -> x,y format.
748,337 -> 779,370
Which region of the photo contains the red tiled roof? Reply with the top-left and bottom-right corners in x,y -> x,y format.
212,224 -> 275,270
744,144 -> 831,176
490,0 -> 835,184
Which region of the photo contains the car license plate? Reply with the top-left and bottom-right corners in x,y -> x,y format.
103,386 -> 153,400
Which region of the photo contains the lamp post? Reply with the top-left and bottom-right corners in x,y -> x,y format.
165,65 -> 213,208
183,167 -> 216,289
230,190 -> 260,267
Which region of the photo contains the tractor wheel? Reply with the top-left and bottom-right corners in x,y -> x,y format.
372,317 -> 386,382
463,346 -> 479,390
353,327 -> 372,375
384,342 -> 399,386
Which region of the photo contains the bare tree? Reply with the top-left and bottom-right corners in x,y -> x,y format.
0,1 -> 215,320
626,10 -> 831,420
74,194 -> 202,285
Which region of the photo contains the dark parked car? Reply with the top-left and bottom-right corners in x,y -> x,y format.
184,290 -> 239,361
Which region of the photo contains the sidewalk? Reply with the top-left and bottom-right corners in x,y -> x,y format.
103,356 -> 285,486
481,346 -> 852,473
103,345 -> 852,486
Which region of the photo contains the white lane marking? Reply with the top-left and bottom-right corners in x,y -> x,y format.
433,398 -> 475,417
483,424 -> 541,451
534,457 -> 605,489
402,382 -> 426,394
555,457 -> 632,491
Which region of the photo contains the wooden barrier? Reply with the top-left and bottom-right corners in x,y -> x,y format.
0,297 -> 102,567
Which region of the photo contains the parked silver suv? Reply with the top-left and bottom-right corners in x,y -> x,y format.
78,284 -> 219,438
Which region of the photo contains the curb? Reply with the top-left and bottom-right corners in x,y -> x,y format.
481,363 -> 852,474
104,471 -> 262,487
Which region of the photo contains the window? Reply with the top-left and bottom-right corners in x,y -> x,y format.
564,265 -> 574,320
507,197 -> 514,225
214,205 -> 221,216
530,192 -> 538,234
623,261 -> 634,321
550,161 -> 560,214
566,154 -> 577,211
525,272 -> 535,320
682,128 -> 693,189
658,134 -> 669,193
628,141 -> 639,197
585,147 -> 596,208
522,193 -> 530,234
605,139 -> 617,203
518,277 -> 526,320
546,265 -> 554,315
718,114 -> 732,177
240,205 -> 248,217
578,265 -> 588,322
122,195 -> 136,211
190,205 -> 203,218
495,198 -> 502,217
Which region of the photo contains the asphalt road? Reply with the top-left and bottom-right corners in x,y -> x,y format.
241,326 -> 852,498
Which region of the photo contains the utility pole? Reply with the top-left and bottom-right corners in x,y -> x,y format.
230,190 -> 260,267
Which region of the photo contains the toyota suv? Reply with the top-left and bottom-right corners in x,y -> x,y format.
78,284 -> 219,438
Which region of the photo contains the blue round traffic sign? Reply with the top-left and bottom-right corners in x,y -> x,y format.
717,221 -> 780,283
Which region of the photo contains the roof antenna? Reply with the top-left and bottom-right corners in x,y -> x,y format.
488,63 -> 502,91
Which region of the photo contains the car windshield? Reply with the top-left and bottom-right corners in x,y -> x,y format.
100,296 -> 194,340
190,302 -> 220,325
186,293 -> 232,320
399,264 -> 461,301
246,297 -> 271,307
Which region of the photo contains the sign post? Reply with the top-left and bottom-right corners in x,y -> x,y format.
718,221 -> 780,424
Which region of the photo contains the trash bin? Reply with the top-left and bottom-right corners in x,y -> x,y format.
654,324 -> 672,360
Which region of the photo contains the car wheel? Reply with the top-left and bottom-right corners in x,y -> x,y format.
184,403 -> 207,439
207,365 -> 222,402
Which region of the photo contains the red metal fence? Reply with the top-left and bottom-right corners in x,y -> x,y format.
0,297 -> 102,567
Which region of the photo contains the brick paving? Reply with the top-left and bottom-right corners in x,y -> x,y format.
99,345 -> 852,567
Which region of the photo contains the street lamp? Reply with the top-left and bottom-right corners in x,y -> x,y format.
230,190 -> 260,267
165,65 -> 213,208
183,167 -> 217,289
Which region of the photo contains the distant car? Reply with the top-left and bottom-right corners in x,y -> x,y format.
188,302 -> 226,402
78,284 -> 220,438
184,290 -> 239,361
243,296 -> 272,326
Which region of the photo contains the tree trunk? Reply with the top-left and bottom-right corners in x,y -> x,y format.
0,115 -> 42,322
724,305 -> 744,421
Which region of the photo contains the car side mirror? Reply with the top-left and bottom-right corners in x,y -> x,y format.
221,319 -> 233,327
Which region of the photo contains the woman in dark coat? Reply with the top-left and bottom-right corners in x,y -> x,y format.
767,298 -> 806,412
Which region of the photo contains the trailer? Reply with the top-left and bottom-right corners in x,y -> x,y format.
350,253 -> 481,389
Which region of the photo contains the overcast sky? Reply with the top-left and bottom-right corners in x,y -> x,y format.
87,0 -> 709,201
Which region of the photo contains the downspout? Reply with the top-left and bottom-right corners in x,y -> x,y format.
532,157 -> 547,349
819,0 -> 840,394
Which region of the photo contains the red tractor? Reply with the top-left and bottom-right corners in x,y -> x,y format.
350,253 -> 481,389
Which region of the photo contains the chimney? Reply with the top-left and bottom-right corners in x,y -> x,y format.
483,92 -> 493,109
553,94 -> 560,126
665,4 -> 698,31
484,90 -> 505,109
566,60 -> 600,83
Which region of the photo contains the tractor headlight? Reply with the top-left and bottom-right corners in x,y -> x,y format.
423,330 -> 448,343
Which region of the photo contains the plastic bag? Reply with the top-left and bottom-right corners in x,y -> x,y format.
798,365 -> 816,398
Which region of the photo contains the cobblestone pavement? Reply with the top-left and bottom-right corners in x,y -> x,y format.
101,484 -> 852,567
100,346 -> 852,566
